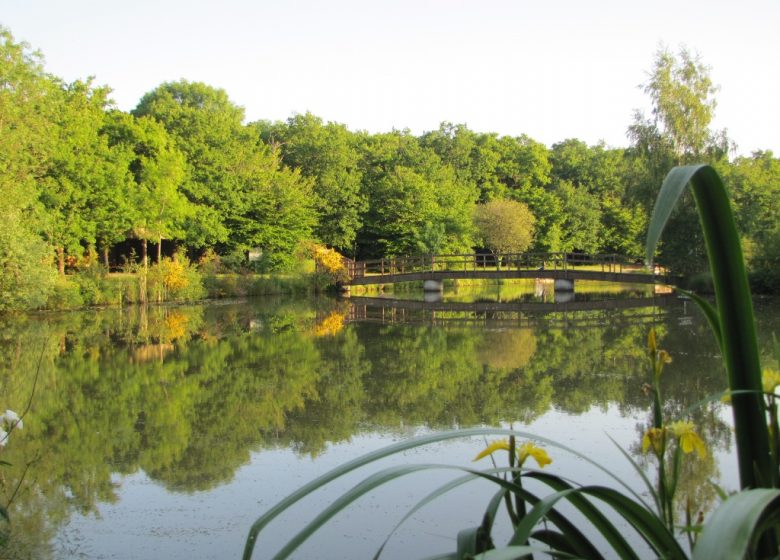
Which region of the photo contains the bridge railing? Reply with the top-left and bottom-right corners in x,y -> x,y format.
346,252 -> 643,281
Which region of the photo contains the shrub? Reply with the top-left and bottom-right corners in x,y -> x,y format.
147,256 -> 206,302
46,277 -> 84,310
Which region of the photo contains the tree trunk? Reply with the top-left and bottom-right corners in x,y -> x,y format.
157,237 -> 162,263
57,247 -> 65,275
102,245 -> 110,269
141,239 -> 148,270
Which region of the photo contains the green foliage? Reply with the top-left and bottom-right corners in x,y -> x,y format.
1,26 -> 779,310
46,276 -> 85,309
627,47 -> 729,275
133,81 -> 317,267
257,113 -> 366,254
550,139 -> 646,255
552,180 -> 601,253
103,112 -> 191,262
356,131 -> 477,257
202,273 -> 318,298
0,28 -> 57,310
146,256 -> 206,302
642,48 -> 719,161
720,151 -> 780,289
473,199 -> 536,254
0,214 -> 56,311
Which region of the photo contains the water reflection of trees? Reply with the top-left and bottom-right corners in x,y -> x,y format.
0,297 -> 754,557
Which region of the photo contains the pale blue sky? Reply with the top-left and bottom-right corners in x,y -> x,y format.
3,0 -> 778,155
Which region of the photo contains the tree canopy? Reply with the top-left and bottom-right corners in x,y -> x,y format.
473,199 -> 536,255
1,25 -> 778,310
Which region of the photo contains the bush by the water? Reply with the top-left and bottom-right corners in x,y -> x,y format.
44,256 -> 206,309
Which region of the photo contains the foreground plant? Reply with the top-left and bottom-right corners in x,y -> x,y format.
244,165 -> 780,559
642,328 -> 708,540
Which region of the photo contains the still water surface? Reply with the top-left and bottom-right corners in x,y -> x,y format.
1,286 -> 777,558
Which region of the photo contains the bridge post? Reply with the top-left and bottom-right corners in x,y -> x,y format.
423,279 -> 443,293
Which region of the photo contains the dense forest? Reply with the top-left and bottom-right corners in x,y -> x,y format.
1,26 -> 778,311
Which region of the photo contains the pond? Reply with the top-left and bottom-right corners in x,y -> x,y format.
0,285 -> 777,558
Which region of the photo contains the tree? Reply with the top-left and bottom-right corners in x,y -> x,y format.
641,47 -> 720,161
598,195 -> 647,256
256,113 -> 366,255
550,139 -> 646,255
133,81 -> 245,250
134,81 -> 316,267
356,131 -> 476,258
488,135 -> 563,252
627,46 -> 729,273
38,81 -> 96,272
0,27 -> 57,307
552,180 -> 601,254
420,122 -> 479,187
720,151 -> 780,271
473,199 -> 535,255
103,113 -> 191,266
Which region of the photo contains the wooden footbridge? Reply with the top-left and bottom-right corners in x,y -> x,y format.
340,253 -> 676,288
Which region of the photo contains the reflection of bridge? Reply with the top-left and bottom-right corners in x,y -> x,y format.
346,294 -> 682,329
343,253 -> 677,288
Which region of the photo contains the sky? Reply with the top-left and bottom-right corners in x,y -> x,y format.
3,0 -> 778,155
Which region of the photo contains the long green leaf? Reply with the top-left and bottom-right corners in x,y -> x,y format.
244,427 -> 513,559
606,434 -> 661,516
269,463 -> 446,559
693,488 -> 780,560
646,164 -> 771,491
530,529 -> 582,557
509,488 -> 580,545
526,473 -> 687,559
457,525 -> 492,557
580,486 -> 687,559
373,473 -> 484,559
676,288 -> 723,353
474,545 -> 573,559
272,462 -> 534,560
519,486 -> 605,559
520,473 -> 639,560
245,426 -> 657,558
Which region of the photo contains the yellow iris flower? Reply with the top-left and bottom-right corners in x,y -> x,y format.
668,421 -> 707,459
762,368 -> 780,395
517,442 -> 552,468
642,427 -> 665,455
473,439 -> 552,468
